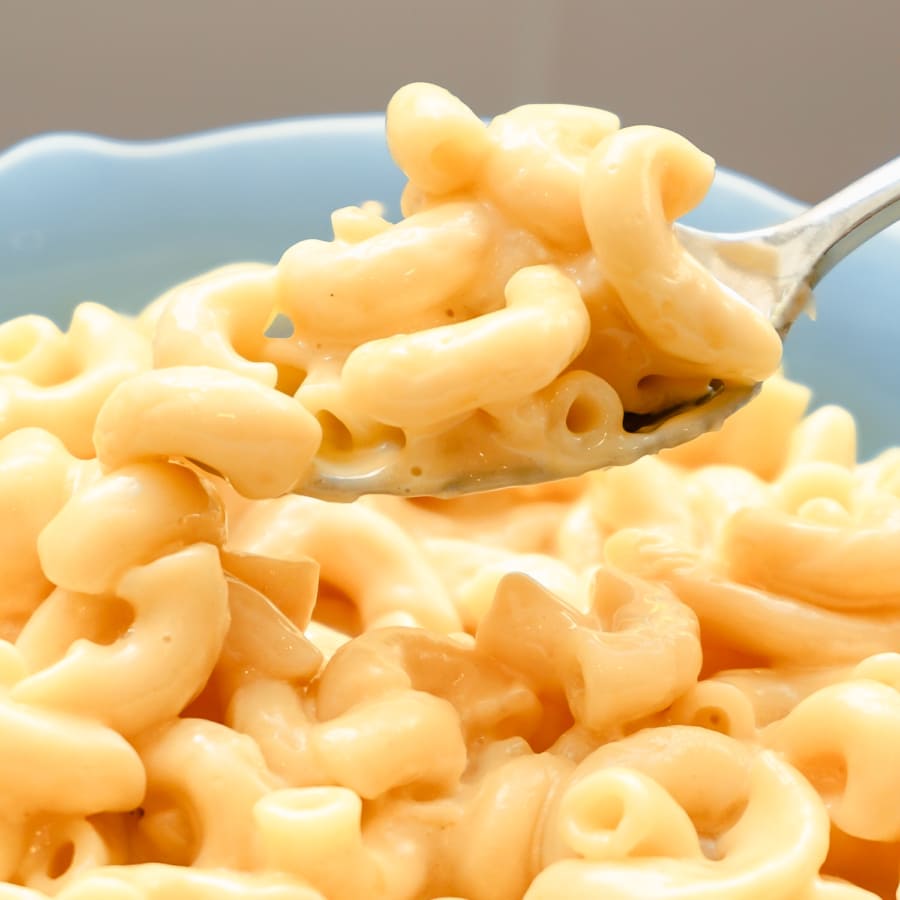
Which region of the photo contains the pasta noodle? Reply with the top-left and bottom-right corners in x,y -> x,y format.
0,82 -> 896,898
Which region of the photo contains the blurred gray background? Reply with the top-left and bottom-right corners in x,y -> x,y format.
1,0 -> 897,202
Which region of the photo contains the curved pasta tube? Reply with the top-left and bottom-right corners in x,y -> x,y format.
477,567 -> 701,732
254,787 -> 384,899
0,696 -> 144,813
37,461 -> 225,595
13,588 -> 136,677
605,529 -> 900,665
0,304 -> 152,457
712,666 -> 851,729
548,726 -> 754,852
313,690 -> 467,798
681,465 -> 771,548
277,202 -> 495,343
12,544 -> 229,735
0,429 -> 84,639
228,495 -> 460,632
581,126 -> 782,383
723,500 -> 900,611
486,369 -> 624,463
664,679 -> 757,740
0,315 -> 68,384
315,627 -> 542,743
349,797 -> 444,900
292,375 -> 408,466
483,103 -> 620,249
530,729 -> 829,900
586,454 -> 697,543
387,82 -> 490,196
17,816 -> 121,896
227,680 -> 331,789
340,265 -> 591,428
763,678 -> 900,841
556,767 -> 704,861
446,751 -> 575,900
135,718 -> 280,868
152,264 -> 280,386
231,677 -> 467,800
56,865 -> 325,900
93,366 -> 322,499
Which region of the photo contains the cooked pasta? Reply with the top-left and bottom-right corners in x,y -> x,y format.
0,83 -> 896,899
86,82 -> 782,499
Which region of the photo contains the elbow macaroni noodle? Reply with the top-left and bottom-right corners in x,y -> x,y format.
0,83 -> 895,898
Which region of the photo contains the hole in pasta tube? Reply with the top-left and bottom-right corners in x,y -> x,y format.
88,594 -> 136,646
565,394 -> 606,436
316,411 -> 355,455
693,706 -> 730,735
567,782 -> 627,835
46,841 -> 74,880
0,318 -> 73,385
313,582 -> 363,637
545,372 -> 618,448
313,412 -> 407,472
795,752 -> 848,801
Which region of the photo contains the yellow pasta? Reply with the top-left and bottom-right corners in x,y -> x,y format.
49,81 -> 781,499
0,82 -> 897,899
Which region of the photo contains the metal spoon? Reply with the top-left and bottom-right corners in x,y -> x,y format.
306,154 -> 900,500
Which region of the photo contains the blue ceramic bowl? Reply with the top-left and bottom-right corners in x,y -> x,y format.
1,117 -> 898,458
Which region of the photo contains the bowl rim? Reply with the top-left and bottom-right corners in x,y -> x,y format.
0,114 -> 388,170
0,113 -> 810,219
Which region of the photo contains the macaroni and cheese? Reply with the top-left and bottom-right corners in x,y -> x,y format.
0,84 -> 894,899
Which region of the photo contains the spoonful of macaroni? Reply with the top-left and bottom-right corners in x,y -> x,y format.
88,84 -> 900,501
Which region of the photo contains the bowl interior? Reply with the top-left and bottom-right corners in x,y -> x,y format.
1,117 -> 898,459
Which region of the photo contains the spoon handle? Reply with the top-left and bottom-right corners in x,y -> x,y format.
790,155 -> 900,287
